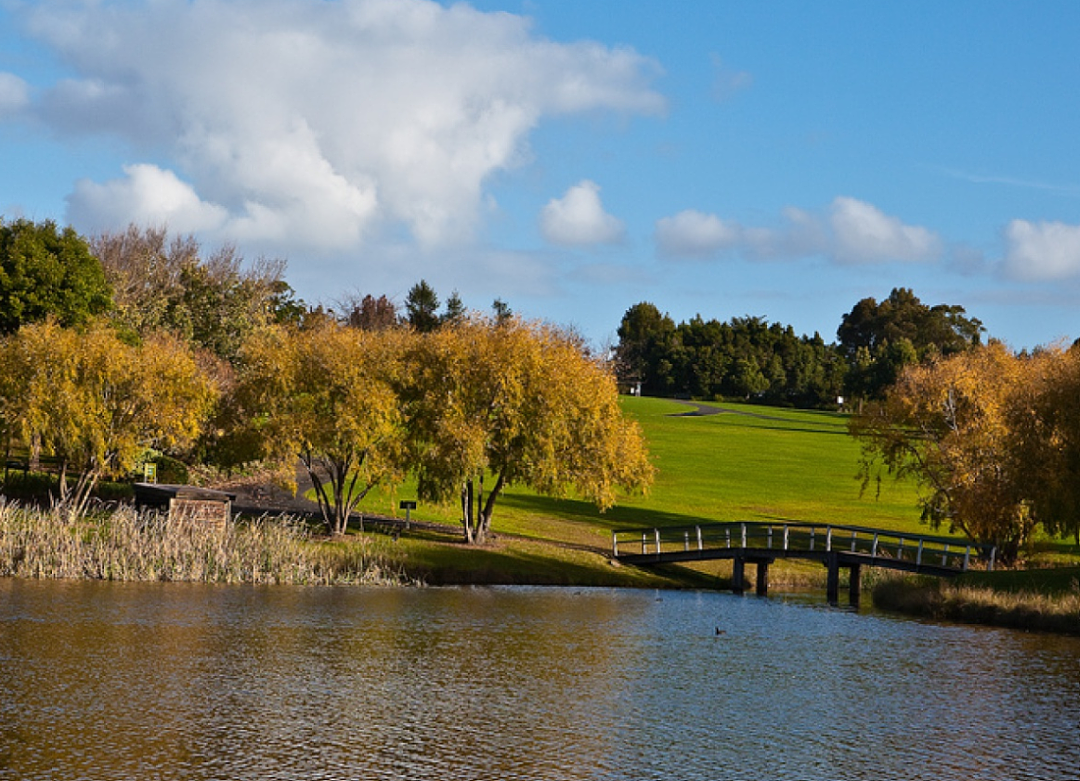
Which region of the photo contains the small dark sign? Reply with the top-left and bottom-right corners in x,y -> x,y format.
399,500 -> 417,510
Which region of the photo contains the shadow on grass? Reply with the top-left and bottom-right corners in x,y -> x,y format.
495,492 -> 721,532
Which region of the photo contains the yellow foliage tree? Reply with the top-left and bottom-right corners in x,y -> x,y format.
404,317 -> 654,544
1011,344 -> 1080,543
851,341 -> 1054,562
233,323 -> 410,535
0,320 -> 217,514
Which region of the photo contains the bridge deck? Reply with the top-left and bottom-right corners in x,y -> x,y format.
613,521 -> 996,603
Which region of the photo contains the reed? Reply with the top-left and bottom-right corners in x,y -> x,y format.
872,574 -> 1080,635
0,500 -> 410,586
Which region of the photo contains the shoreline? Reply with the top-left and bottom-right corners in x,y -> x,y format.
871,574 -> 1080,636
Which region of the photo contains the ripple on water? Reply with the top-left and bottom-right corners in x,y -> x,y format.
0,581 -> 1079,780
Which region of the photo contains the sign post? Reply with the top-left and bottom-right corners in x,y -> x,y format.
399,500 -> 417,531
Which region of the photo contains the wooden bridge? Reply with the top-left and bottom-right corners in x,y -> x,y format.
612,521 -> 997,605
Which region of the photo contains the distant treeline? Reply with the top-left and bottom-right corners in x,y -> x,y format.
614,288 -> 985,406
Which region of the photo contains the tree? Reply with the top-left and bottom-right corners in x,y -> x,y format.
90,225 -> 288,363
850,342 -> 1035,562
404,317 -> 654,543
442,291 -> 467,326
344,293 -> 398,331
0,218 -> 112,334
232,323 -> 410,535
615,302 -> 678,395
491,298 -> 512,325
404,280 -> 440,333
838,288 -> 983,400
0,320 -> 216,514
1010,344 -> 1080,544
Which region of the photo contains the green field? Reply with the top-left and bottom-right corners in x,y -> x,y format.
358,396 -> 929,550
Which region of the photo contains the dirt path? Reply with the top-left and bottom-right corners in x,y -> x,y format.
669,399 -> 794,423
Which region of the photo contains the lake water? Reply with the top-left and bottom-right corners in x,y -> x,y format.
1,580 -> 1078,780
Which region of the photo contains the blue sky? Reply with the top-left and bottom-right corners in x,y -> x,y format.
1,0 -> 1078,350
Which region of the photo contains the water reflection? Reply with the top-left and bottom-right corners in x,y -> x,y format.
1,580 -> 1079,780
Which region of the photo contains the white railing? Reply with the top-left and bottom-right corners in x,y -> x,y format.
613,521 -> 996,572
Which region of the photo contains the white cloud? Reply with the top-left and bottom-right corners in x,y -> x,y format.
655,209 -> 741,257
829,196 -> 941,264
13,0 -> 663,251
0,73 -> 29,118
540,180 -> 625,246
656,197 -> 939,265
67,164 -> 228,234
1003,219 -> 1080,280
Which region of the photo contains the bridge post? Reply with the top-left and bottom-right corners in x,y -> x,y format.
848,563 -> 861,606
826,552 -> 840,605
755,560 -> 769,596
732,556 -> 746,594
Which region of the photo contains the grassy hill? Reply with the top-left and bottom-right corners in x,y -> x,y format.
359,396 -> 929,551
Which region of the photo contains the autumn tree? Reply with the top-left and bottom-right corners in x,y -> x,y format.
404,317 -> 654,544
0,320 -> 216,514
850,342 -> 1040,562
0,218 -> 112,334
1009,344 -> 1080,543
343,293 -> 399,331
232,323 -> 410,535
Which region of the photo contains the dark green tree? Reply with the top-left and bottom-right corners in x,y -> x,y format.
491,298 -> 513,325
404,280 -> 440,333
615,302 -> 679,395
442,291 -> 467,325
838,287 -> 983,399
0,218 -> 112,334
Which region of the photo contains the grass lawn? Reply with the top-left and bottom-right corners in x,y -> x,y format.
320,396 -> 1079,595
348,396 -> 929,550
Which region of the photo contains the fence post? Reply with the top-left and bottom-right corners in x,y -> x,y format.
684,530 -> 690,552
916,539 -> 924,567
655,528 -> 661,555
783,525 -> 790,551
871,533 -> 879,558
826,526 -> 833,552
697,525 -> 703,552
767,526 -> 773,550
741,523 -> 747,549
809,528 -> 815,552
851,531 -> 858,552
641,532 -> 647,555
942,543 -> 949,567
612,533 -> 618,558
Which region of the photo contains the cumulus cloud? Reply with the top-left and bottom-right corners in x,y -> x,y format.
540,180 -> 625,246
1003,219 -> 1080,280
655,196 -> 940,265
11,0 -> 664,251
829,196 -> 941,264
67,164 -> 228,235
655,209 -> 741,256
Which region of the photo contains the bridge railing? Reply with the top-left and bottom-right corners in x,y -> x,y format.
612,521 -> 996,572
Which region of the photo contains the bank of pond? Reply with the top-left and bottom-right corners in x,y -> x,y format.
2,501 -> 1079,637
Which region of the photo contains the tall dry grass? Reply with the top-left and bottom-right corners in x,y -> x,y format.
0,500 -> 410,586
873,574 -> 1080,635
